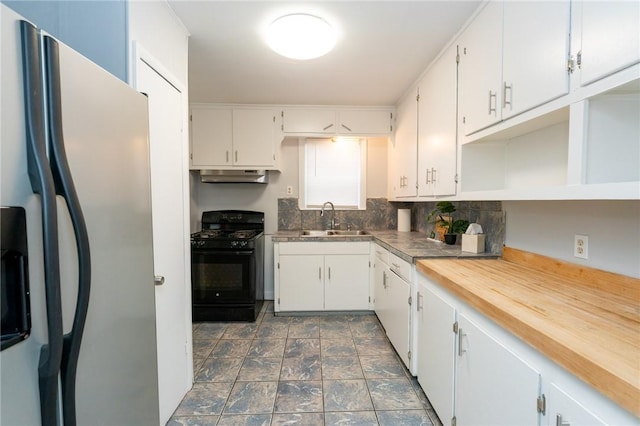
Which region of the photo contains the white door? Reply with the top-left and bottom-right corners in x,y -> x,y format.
278,255 -> 324,311
136,57 -> 191,424
416,282 -> 456,423
455,313 -> 540,426
324,254 -> 370,310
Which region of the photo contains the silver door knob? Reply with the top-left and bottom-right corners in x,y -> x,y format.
154,275 -> 165,286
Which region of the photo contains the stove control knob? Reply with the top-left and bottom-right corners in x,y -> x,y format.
197,240 -> 205,248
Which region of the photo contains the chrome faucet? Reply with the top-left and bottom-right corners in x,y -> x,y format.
320,201 -> 337,230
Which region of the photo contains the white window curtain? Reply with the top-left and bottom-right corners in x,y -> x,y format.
299,137 -> 367,209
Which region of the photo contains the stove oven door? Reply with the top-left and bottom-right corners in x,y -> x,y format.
191,249 -> 256,305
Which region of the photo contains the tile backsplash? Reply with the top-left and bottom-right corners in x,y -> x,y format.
277,198 -> 505,253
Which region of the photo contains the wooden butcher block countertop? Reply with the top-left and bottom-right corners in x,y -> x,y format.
416,247 -> 640,417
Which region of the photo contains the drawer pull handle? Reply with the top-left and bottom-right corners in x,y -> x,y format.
458,328 -> 466,357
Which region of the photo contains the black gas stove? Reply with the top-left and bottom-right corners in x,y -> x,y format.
191,210 -> 264,322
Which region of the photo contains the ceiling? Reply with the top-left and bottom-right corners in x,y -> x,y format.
168,1 -> 481,106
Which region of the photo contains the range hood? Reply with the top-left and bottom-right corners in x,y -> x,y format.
200,169 -> 269,184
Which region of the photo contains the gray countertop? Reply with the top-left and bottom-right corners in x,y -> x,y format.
272,230 -> 499,264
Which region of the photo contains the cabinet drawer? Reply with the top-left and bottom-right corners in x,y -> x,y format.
389,253 -> 411,282
373,244 -> 389,265
278,241 -> 370,255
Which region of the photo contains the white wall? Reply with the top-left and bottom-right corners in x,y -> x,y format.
504,200 -> 640,278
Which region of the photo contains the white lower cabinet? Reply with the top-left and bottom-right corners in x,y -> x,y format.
416,271 -> 637,426
546,382 -> 606,426
275,242 -> 370,312
416,282 -> 456,423
455,313 -> 541,426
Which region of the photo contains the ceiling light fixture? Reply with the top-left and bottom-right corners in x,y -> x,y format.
266,13 -> 337,60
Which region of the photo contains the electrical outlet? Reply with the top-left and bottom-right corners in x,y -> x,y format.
286,185 -> 293,196
574,234 -> 588,259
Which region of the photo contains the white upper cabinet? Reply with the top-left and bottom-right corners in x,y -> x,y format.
282,108 -> 336,134
190,108 -> 233,168
190,105 -> 277,169
232,109 -> 277,167
282,108 -> 393,136
574,1 -> 640,87
501,1 -> 570,119
390,89 -> 418,198
459,1 -> 571,135
417,44 -> 458,197
458,1 -> 503,135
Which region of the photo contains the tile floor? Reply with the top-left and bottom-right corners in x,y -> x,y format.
168,302 -> 443,426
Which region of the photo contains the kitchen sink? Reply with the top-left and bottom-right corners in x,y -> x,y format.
300,229 -> 369,237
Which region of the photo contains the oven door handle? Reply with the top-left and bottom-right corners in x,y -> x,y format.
193,249 -> 255,256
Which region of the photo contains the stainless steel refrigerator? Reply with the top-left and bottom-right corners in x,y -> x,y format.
1,5 -> 160,425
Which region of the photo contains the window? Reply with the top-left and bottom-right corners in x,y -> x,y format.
299,137 -> 367,210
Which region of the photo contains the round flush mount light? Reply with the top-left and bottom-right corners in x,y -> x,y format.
266,13 -> 337,60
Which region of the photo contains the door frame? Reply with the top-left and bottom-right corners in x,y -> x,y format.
130,41 -> 193,422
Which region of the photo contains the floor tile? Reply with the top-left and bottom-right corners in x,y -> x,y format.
280,354 -> 322,380
193,323 -> 228,340
350,322 -> 386,338
321,356 -> 364,380
274,380 -> 323,413
237,358 -> 282,381
173,382 -> 233,416
224,381 -> 278,414
256,323 -> 289,338
211,339 -> 253,358
271,413 -> 324,425
167,415 -> 219,426
367,378 -> 423,410
353,337 -> 396,356
192,339 -> 216,358
319,322 -> 352,338
284,338 -> 320,358
247,338 -> 286,358
222,324 -> 259,339
323,379 -> 374,412
321,338 -> 358,357
360,355 -> 405,378
287,323 -> 319,338
376,409 -> 433,426
324,411 -> 379,425
216,414 -> 272,426
195,357 -> 243,382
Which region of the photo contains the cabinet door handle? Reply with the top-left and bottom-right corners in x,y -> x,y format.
426,169 -> 431,184
431,168 -> 437,183
341,124 -> 352,132
235,150 -> 238,163
328,267 -> 331,280
382,271 -> 387,288
417,291 -> 423,311
556,414 -> 570,426
323,123 -> 334,131
226,151 -> 229,163
458,328 -> 466,357
503,82 -> 513,109
488,90 -> 496,115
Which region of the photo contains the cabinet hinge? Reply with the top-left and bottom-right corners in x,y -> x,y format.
277,262 -> 280,269
408,296 -> 412,306
408,350 -> 412,360
567,56 -> 574,74
277,297 -> 280,305
369,296 -> 371,303
281,110 -> 284,118
576,50 -> 582,69
537,394 -> 546,415
189,114 -> 192,122
273,116 -> 276,123
454,173 -> 459,184
451,416 -> 457,426
369,261 -> 371,267
416,93 -> 420,102
190,153 -> 193,160
462,116 -> 466,124
456,45 -> 460,64
453,321 -> 459,334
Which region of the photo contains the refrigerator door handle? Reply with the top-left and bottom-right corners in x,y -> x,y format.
44,34 -> 92,426
20,21 -> 63,426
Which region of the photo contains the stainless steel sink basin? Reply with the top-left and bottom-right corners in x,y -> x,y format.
300,230 -> 369,237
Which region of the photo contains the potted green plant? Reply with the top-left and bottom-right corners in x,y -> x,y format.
427,201 -> 470,245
